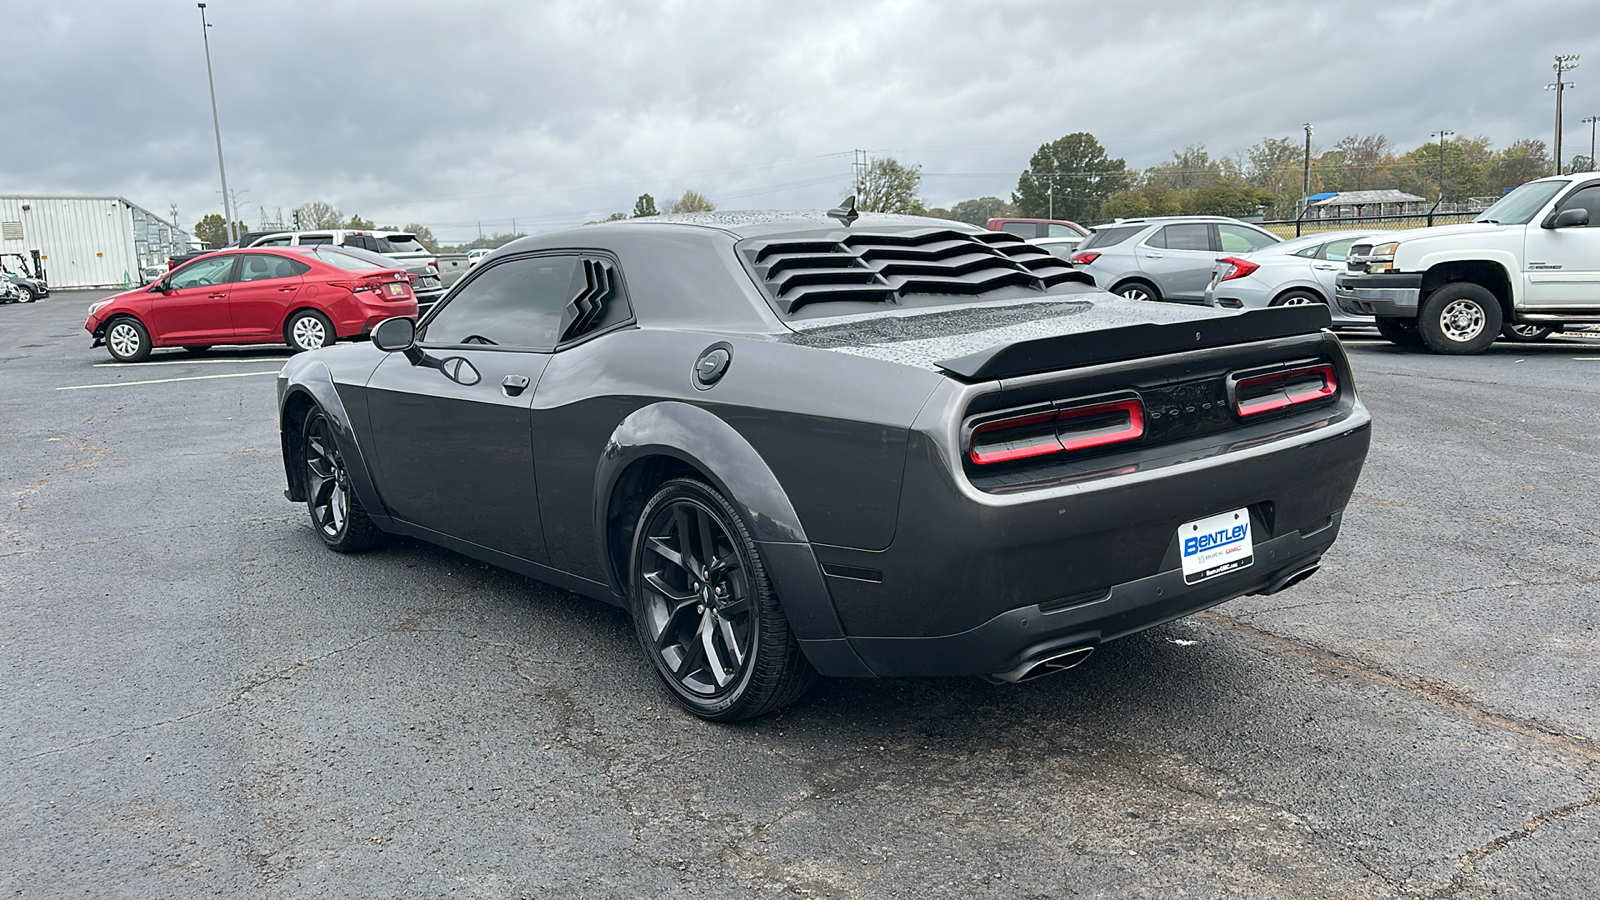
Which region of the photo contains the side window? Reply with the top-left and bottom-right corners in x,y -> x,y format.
1555,185 -> 1600,226
254,236 -> 292,247
299,234 -> 334,246
1161,224 -> 1212,251
239,254 -> 310,282
1291,244 -> 1320,258
422,255 -> 581,350
169,255 -> 237,289
1143,228 -> 1167,249
1320,238 -> 1359,262
999,222 -> 1033,237
1046,223 -> 1078,237
1218,224 -> 1278,252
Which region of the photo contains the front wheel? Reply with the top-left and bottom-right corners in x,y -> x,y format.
1418,283 -> 1502,355
17,286 -> 36,303
105,317 -> 152,362
1500,322 -> 1553,342
286,310 -> 335,353
303,410 -> 384,552
630,478 -> 816,722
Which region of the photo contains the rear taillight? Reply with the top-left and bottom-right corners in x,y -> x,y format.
1231,363 -> 1337,417
969,397 -> 1145,465
329,273 -> 394,294
1217,257 -> 1259,282
1069,251 -> 1100,266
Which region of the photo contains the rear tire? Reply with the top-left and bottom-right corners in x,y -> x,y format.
1271,289 -> 1325,308
1114,280 -> 1160,303
286,310 -> 335,353
1500,322 -> 1553,342
1375,315 -> 1424,348
1418,282 -> 1502,355
629,477 -> 816,722
17,286 -> 36,303
105,317 -> 152,362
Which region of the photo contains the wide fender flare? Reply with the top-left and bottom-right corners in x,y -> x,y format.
593,401 -> 849,646
279,363 -> 389,527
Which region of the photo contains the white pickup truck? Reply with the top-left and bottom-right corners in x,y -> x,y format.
1335,173 -> 1600,353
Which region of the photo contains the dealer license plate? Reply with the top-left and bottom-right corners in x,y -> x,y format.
386,282 -> 405,296
1178,508 -> 1253,585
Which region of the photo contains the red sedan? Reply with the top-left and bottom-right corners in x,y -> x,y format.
85,246 -> 419,362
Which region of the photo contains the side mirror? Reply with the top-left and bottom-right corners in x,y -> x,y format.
1546,207 -> 1590,229
370,316 -> 416,352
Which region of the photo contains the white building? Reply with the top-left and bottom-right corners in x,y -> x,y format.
0,196 -> 192,290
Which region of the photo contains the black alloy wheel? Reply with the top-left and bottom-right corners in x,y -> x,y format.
303,410 -> 383,552
630,478 -> 815,721
1501,322 -> 1554,342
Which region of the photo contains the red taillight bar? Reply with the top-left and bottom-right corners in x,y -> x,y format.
1217,256 -> 1259,282
969,397 -> 1145,465
1232,363 -> 1338,417
1069,251 -> 1100,266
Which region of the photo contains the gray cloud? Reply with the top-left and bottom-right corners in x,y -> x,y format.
7,0 -> 1594,242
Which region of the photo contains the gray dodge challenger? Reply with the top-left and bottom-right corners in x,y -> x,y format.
276,205 -> 1371,721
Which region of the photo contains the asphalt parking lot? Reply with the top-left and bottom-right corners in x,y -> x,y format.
3,293 -> 1597,898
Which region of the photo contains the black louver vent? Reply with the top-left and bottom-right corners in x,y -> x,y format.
742,229 -> 1088,313
561,258 -> 615,342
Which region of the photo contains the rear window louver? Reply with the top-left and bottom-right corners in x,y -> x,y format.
560,258 -> 615,342
742,229 -> 1087,314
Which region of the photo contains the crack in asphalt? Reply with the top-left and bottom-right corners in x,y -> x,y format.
9,633 -> 382,764
0,513 -> 297,558
1202,613 -> 1600,765
1233,573 -> 1599,622
1424,790 -> 1600,899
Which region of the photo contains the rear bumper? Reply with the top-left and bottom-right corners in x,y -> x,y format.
845,512 -> 1341,678
1334,272 -> 1423,317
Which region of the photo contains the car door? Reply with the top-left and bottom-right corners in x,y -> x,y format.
1311,237 -> 1360,297
363,253 -> 580,563
1138,223 -> 1216,301
149,254 -> 239,343
227,253 -> 310,339
1522,182 -> 1600,308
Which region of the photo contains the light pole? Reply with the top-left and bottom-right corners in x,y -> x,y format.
198,3 -> 234,245
1431,130 -> 1454,201
1584,116 -> 1599,171
1545,54 -> 1579,175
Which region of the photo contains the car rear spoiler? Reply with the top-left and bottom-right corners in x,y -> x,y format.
934,304 -> 1333,381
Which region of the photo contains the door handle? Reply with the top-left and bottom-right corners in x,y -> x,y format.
1313,264 -> 1339,271
1143,253 -> 1163,259
277,286 -> 298,292
207,292 -> 226,299
501,374 -> 531,397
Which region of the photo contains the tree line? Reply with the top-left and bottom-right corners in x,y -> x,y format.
193,201 -> 439,252
859,131 -> 1574,227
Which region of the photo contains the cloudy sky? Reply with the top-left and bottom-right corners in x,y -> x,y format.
8,1 -> 1596,242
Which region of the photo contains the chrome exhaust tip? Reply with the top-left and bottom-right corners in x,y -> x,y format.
989,645 -> 1095,685
1260,562 -> 1320,596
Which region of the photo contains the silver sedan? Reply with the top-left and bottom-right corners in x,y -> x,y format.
1204,230 -> 1381,328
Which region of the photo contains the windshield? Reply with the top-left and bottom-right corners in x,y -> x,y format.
1476,180 -> 1565,225
378,235 -> 427,254
1078,224 -> 1146,251
310,248 -> 398,272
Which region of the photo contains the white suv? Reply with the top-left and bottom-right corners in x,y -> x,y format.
248,230 -> 436,271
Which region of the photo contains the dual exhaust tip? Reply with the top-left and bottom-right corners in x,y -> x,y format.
990,645 -> 1095,685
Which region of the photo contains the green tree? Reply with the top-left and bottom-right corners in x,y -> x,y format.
1325,134 -> 1394,193
666,190 -> 716,214
858,158 -> 926,214
193,213 -> 245,248
1403,139 -> 1488,202
1182,182 -> 1275,217
1013,133 -> 1128,222
1145,144 -> 1223,190
401,223 -> 437,251
632,194 -> 658,217
345,213 -> 376,229
947,196 -> 1012,227
1245,137 -> 1307,215
1489,139 -> 1552,193
293,201 -> 343,229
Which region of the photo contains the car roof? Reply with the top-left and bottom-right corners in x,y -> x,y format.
520,210 -> 980,243
1093,216 -> 1254,228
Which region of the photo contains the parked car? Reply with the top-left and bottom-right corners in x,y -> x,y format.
1028,235 -> 1084,260
319,244 -> 445,317
1070,216 -> 1282,304
2,270 -> 49,302
86,246 -> 417,362
139,264 -> 167,285
274,209 -> 1370,722
0,278 -> 24,304
1203,231 -> 1383,328
247,229 -> 438,272
1337,173 -> 1600,353
467,248 -> 491,266
987,217 -> 1089,239
167,230 -> 284,271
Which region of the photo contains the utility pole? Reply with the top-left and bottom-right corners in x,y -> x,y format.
1546,54 -> 1579,174
853,150 -> 869,198
198,4 -> 234,245
1431,130 -> 1454,201
1302,123 -> 1313,205
1585,116 -> 1599,171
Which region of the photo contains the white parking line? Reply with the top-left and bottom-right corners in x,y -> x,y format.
57,371 -> 280,391
94,357 -> 289,367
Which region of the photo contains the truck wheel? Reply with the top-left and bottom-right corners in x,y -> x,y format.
1374,316 -> 1424,347
1500,322 -> 1553,342
1418,283 -> 1502,355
